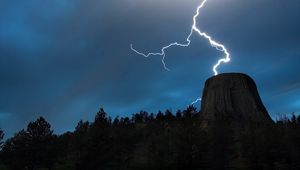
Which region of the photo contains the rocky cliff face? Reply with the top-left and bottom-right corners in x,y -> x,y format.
200,73 -> 273,126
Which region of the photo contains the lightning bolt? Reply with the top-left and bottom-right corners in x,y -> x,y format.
131,0 -> 231,105
190,97 -> 202,106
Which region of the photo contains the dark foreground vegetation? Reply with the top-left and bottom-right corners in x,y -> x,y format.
0,106 -> 300,170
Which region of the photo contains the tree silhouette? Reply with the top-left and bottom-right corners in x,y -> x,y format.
1,117 -> 56,169
0,128 -> 4,149
1,130 -> 29,169
0,128 -> 4,169
0,109 -> 300,169
27,117 -> 53,139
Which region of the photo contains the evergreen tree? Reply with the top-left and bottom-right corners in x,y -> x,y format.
1,117 -> 56,169
1,109 -> 300,170
0,128 -> 4,149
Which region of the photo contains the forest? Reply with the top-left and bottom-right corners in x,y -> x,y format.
0,106 -> 300,170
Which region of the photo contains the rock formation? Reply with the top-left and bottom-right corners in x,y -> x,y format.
200,73 -> 273,126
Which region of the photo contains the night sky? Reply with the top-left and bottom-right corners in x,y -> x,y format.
0,0 -> 300,137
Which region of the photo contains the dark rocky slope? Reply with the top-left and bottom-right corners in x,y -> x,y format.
200,73 -> 273,126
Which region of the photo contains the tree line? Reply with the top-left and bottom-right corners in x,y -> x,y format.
0,106 -> 300,170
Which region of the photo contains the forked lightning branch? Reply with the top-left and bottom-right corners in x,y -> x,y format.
130,0 -> 231,105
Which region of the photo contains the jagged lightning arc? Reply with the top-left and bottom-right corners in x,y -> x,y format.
130,0 -> 231,105
190,97 -> 202,106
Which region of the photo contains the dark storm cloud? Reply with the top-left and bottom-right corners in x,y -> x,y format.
0,0 -> 300,137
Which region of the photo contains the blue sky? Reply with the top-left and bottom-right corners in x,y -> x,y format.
0,0 -> 300,137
